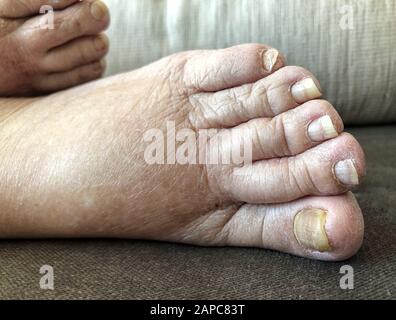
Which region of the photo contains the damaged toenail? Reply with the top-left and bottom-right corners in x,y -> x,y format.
294,208 -> 331,252
262,49 -> 279,72
308,115 -> 338,142
291,78 -> 322,103
334,159 -> 359,185
90,0 -> 108,20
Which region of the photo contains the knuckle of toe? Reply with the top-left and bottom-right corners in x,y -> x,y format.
292,158 -> 319,196
274,115 -> 293,156
313,99 -> 334,112
283,158 -> 309,198
283,65 -> 315,79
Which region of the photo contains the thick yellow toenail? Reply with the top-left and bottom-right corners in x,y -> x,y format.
294,208 -> 332,252
308,115 -> 338,142
90,0 -> 108,20
262,49 -> 279,72
334,159 -> 359,185
291,78 -> 322,103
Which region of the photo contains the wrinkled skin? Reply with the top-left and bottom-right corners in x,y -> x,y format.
0,44 -> 365,261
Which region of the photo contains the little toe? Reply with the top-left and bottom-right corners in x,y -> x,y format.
0,0 -> 79,18
41,34 -> 109,72
221,133 -> 365,203
217,192 -> 364,261
183,43 -> 286,93
34,59 -> 106,93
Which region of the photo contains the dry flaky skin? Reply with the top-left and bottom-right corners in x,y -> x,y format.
0,44 -> 365,261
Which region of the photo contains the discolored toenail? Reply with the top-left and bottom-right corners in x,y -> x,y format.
307,115 -> 338,142
291,78 -> 322,103
334,159 -> 359,185
90,0 -> 108,20
294,208 -> 332,252
262,49 -> 279,72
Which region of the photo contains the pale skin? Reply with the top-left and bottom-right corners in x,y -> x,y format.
0,1 -> 366,261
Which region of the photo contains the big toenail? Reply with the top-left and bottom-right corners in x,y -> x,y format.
291,78 -> 322,103
294,208 -> 331,252
262,49 -> 279,72
334,159 -> 359,185
90,0 -> 108,20
307,115 -> 338,142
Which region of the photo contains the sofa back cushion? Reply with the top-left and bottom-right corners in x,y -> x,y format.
104,0 -> 396,125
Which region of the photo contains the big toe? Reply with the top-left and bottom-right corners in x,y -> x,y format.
218,192 -> 364,261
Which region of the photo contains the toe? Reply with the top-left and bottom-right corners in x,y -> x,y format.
21,0 -> 110,51
221,133 -> 366,203
226,99 -> 344,161
189,66 -> 322,129
0,0 -> 79,18
34,59 -> 106,93
183,43 -> 286,93
41,34 -> 109,72
218,192 -> 364,261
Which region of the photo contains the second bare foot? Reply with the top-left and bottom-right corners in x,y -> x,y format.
0,0 -> 110,96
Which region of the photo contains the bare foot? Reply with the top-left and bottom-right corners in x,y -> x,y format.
0,0 -> 109,96
0,44 -> 365,261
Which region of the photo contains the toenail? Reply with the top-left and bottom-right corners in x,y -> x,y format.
90,0 -> 108,20
307,115 -> 338,142
334,159 -> 359,185
291,78 -> 322,103
94,35 -> 108,51
262,49 -> 279,72
294,208 -> 332,252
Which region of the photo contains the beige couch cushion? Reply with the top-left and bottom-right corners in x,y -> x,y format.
103,0 -> 396,125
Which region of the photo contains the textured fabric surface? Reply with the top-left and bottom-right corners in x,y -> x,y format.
0,126 -> 394,299
102,0 -> 396,125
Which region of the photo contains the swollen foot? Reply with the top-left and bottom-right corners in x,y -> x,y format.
0,44 -> 365,261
